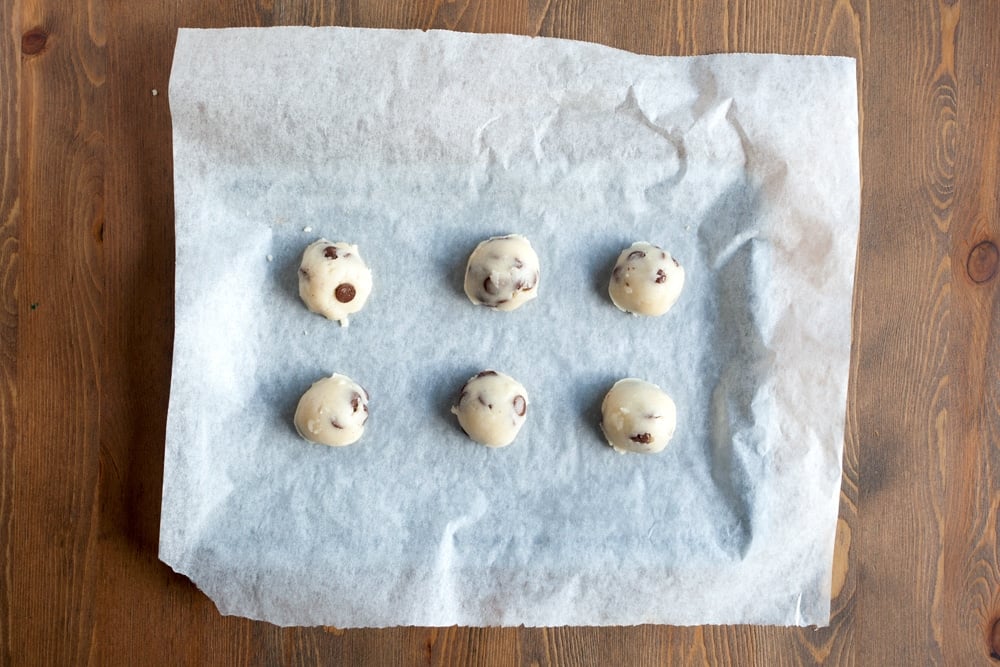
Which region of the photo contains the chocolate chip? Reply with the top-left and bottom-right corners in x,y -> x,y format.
629,433 -> 653,444
323,246 -> 338,259
330,419 -> 344,430
514,257 -> 524,269
474,370 -> 498,378
299,267 -> 310,279
350,392 -> 362,412
628,250 -> 646,261
335,283 -> 356,303
661,251 -> 667,259
512,395 -> 526,416
655,269 -> 667,283
483,276 -> 499,295
672,257 -> 680,268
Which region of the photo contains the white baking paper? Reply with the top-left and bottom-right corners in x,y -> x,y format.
161,27 -> 860,627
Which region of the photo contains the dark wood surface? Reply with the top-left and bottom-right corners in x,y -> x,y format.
3,0 -> 998,664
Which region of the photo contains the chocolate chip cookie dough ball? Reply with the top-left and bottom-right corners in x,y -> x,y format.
463,234 -> 540,311
608,242 -> 685,316
600,378 -> 676,454
298,239 -> 373,327
294,374 -> 370,446
451,370 -> 529,447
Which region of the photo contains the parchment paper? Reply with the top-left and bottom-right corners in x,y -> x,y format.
161,27 -> 860,627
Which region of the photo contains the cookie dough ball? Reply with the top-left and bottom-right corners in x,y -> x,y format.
609,242 -> 685,316
464,234 -> 540,311
294,374 -> 370,446
451,370 -> 529,447
600,378 -> 676,454
298,239 -> 373,327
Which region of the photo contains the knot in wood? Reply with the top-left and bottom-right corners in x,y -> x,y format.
21,28 -> 47,55
967,240 -> 999,284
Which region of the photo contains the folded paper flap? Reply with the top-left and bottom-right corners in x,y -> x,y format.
162,27 -> 858,627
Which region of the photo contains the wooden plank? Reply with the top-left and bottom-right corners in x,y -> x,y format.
942,0 -> 1000,661
12,0 -> 106,664
93,3 -> 266,663
0,0 -> 21,660
853,0 -> 940,655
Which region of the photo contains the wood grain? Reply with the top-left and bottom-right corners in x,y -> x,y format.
3,0 -> 998,664
0,0 -> 21,661
945,0 -> 1000,661
13,0 -> 106,664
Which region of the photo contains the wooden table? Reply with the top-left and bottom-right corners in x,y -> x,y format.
3,1 -> 998,664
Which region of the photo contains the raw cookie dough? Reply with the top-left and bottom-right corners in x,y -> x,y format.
463,234 -> 540,311
451,370 -> 529,447
294,373 -> 370,446
608,242 -> 685,316
600,378 -> 677,454
298,239 -> 373,326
